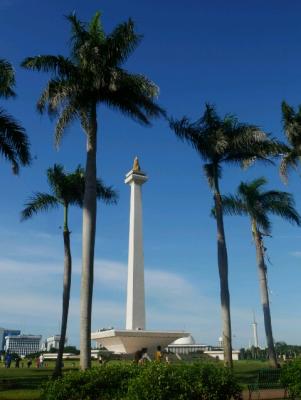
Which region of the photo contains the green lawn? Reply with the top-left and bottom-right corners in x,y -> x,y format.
0,360 -> 77,399
0,359 -> 279,399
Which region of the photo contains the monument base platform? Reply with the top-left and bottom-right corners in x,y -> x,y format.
91,329 -> 189,354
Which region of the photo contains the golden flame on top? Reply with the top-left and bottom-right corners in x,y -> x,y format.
133,156 -> 141,172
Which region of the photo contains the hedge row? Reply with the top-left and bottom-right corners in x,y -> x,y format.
281,359 -> 301,398
42,362 -> 242,400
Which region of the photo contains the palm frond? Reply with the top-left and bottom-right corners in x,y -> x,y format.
281,101 -> 301,145
88,11 -> 105,40
169,116 -> 216,162
220,195 -> 247,216
279,150 -> 300,183
104,18 -> 141,66
226,177 -> 300,235
170,104 -> 283,173
225,129 -> 285,167
21,55 -> 75,77
254,212 -> 272,235
260,190 -> 301,226
47,164 -> 66,197
96,179 -> 118,204
23,12 -> 163,143
66,13 -> 90,59
54,104 -> 78,148
21,192 -> 59,220
37,78 -> 78,116
0,59 -> 16,98
240,177 -> 267,193
0,108 -> 31,173
103,70 -> 165,125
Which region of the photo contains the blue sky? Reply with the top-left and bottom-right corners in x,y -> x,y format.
1,0 -> 301,349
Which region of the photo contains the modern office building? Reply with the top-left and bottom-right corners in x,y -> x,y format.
45,335 -> 67,351
4,335 -> 42,356
0,327 -> 21,351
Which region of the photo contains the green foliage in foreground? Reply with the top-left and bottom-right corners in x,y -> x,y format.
281,359 -> 301,398
127,362 -> 241,400
41,362 -> 242,400
42,363 -> 139,400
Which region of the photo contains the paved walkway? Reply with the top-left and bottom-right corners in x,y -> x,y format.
242,388 -> 287,399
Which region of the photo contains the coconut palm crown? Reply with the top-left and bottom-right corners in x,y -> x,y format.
21,12 -> 164,147
21,164 -> 117,221
281,101 -> 301,181
169,103 -> 285,367
221,177 -> 300,367
0,59 -> 30,173
221,177 -> 300,234
21,12 -> 164,369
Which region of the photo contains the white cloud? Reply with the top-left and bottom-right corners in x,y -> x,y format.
0,237 -> 298,348
290,251 -> 301,258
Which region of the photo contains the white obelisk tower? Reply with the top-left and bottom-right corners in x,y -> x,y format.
252,312 -> 259,348
125,157 -> 148,330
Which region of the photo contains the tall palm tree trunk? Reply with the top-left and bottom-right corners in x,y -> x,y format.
252,221 -> 278,368
80,105 -> 97,370
53,204 -> 72,378
214,174 -> 233,368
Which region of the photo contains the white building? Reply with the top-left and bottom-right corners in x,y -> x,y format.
0,328 -> 20,351
5,335 -> 42,356
167,335 -> 240,361
45,335 -> 67,351
167,335 -> 209,354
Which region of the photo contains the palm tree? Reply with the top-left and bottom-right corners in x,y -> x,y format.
280,101 -> 301,181
21,164 -> 117,377
21,12 -> 164,369
221,178 -> 300,367
0,59 -> 30,173
169,104 -> 283,367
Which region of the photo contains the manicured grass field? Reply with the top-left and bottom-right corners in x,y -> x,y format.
0,360 -> 77,399
233,359 -> 271,387
0,359 -> 277,400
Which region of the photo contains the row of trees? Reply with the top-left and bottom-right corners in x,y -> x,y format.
1,11 -> 301,373
169,106 -> 301,368
1,12 -> 163,375
240,342 -> 301,360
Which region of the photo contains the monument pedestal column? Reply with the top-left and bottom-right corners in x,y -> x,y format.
125,158 -> 147,330
91,158 -> 189,354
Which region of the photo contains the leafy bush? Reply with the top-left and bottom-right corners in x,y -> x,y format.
126,362 -> 242,400
42,363 -> 139,400
281,359 -> 301,398
42,362 -> 241,400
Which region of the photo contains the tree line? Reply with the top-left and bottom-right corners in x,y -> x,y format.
1,11 -> 301,375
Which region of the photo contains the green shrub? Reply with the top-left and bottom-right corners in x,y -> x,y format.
281,358 -> 301,398
126,362 -> 242,400
42,362 -> 241,400
41,363 -> 139,400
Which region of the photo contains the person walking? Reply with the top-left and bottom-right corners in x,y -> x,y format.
39,354 -> 44,368
155,346 -> 163,362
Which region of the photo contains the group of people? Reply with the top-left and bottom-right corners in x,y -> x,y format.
2,353 -> 45,368
134,346 -> 169,365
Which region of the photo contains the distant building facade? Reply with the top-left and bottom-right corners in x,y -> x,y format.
0,328 -> 21,351
167,335 -> 240,361
44,335 -> 67,351
5,335 -> 42,356
167,335 -> 210,355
